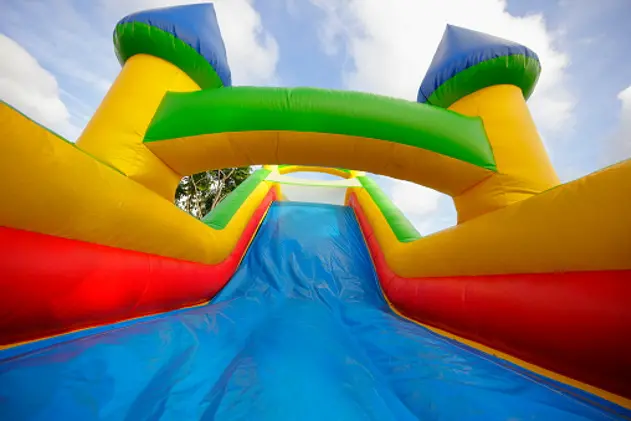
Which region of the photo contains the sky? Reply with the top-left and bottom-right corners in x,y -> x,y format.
1,0 -> 630,235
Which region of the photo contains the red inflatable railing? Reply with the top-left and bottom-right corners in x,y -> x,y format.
349,193 -> 631,399
0,189 -> 276,346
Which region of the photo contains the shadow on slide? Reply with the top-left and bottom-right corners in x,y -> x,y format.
0,203 -> 626,420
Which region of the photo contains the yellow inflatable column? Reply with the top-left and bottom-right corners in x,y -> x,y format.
418,25 -> 559,222
76,4 -> 232,200
450,85 -> 559,222
77,56 -> 198,199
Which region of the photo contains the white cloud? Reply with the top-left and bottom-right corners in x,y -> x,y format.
1,0 -> 279,141
0,34 -> 79,139
618,85 -> 631,120
309,0 -> 573,133
372,176 -> 455,235
389,179 -> 440,218
604,85 -> 631,165
100,0 -> 280,85
214,0 -> 280,85
309,0 -> 574,232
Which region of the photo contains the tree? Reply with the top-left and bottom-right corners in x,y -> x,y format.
175,167 -> 252,219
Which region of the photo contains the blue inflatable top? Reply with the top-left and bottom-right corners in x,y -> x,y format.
418,25 -> 541,108
115,3 -> 232,88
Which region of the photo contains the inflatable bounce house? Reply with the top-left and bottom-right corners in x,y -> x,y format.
1,3 -> 630,420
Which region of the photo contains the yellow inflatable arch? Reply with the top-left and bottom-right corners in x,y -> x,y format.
76,56 -> 558,224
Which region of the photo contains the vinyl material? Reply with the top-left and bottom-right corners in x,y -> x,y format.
0,203 -> 624,420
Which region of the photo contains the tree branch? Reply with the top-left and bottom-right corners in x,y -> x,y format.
190,174 -> 202,218
211,168 -> 236,210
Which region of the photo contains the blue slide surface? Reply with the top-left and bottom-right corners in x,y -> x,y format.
0,203 -> 625,420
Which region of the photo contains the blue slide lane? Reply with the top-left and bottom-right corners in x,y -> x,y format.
0,203 -> 627,420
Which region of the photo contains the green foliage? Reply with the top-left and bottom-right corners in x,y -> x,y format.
175,167 -> 252,218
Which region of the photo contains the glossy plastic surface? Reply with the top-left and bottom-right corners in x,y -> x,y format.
0,203 -> 623,420
0,188 -> 275,346
115,3 -> 231,88
418,25 -> 540,107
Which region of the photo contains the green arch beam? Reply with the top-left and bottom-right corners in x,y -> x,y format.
144,86 -> 496,171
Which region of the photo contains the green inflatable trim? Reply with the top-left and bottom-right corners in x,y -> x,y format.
427,55 -> 541,108
202,168 -> 271,230
357,176 -> 421,242
114,22 -> 224,89
145,87 -> 497,171
277,164 -> 351,174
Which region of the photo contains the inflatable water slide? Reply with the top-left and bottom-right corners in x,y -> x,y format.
1,3 -> 630,420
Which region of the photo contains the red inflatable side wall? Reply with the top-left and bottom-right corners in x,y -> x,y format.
349,193 -> 631,399
0,189 -> 276,346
